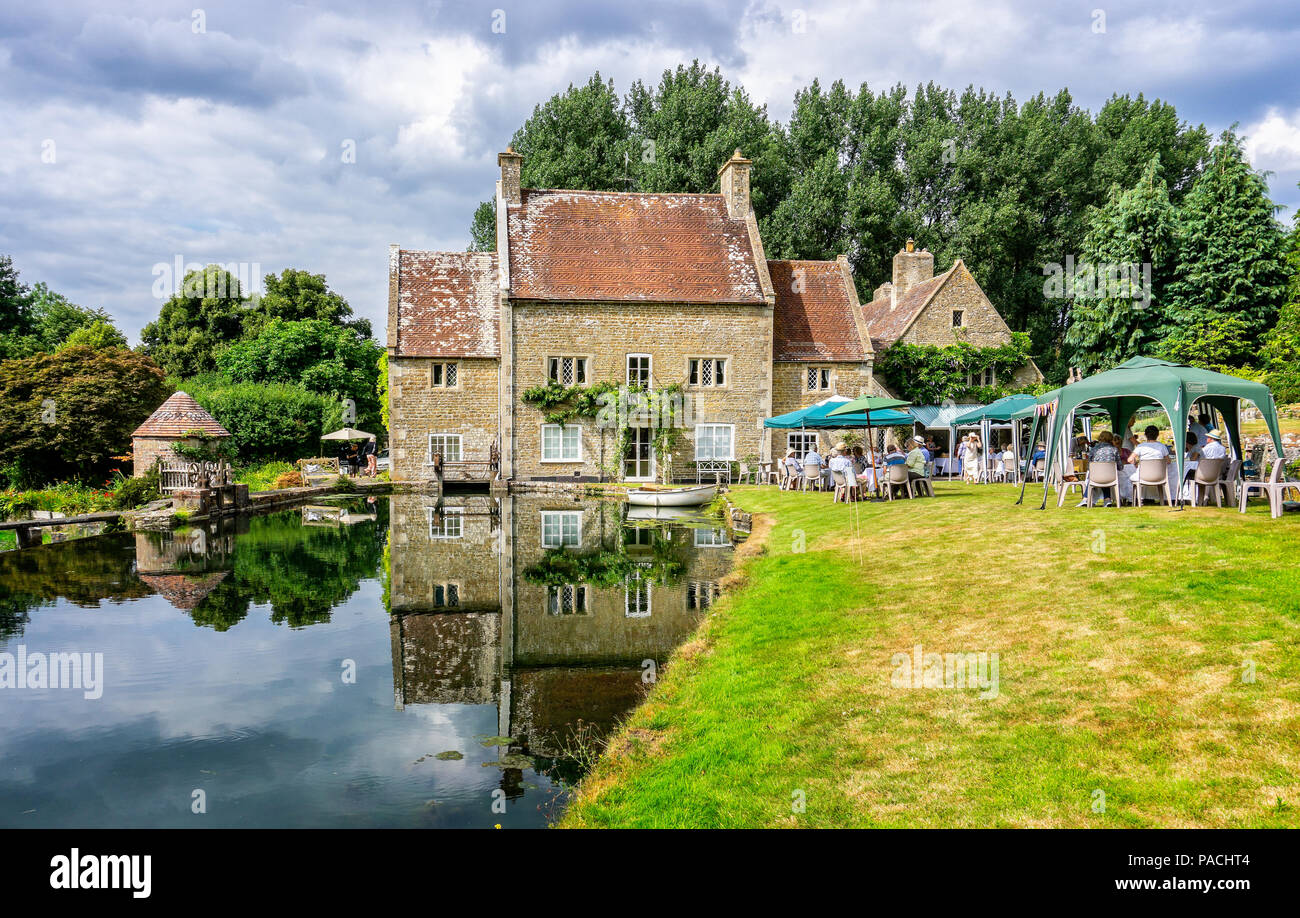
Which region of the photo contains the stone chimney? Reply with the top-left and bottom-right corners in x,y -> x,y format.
891,239 -> 933,306
718,149 -> 752,219
498,146 -> 523,206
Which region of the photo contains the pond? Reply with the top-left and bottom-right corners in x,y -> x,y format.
0,493 -> 736,828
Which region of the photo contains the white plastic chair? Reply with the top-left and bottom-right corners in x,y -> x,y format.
886,464 -> 913,500
1189,457 -> 1227,507
801,462 -> 823,492
1239,456 -> 1300,517
1085,460 -> 1121,507
830,468 -> 857,503
1134,458 -> 1172,507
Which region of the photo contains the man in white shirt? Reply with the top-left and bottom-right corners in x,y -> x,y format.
803,447 -> 823,467
1201,429 -> 1227,460
1127,424 -> 1170,492
827,448 -> 852,474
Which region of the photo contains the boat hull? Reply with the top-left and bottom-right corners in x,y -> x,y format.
626,485 -> 716,507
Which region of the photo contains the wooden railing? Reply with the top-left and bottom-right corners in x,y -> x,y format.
158,459 -> 234,493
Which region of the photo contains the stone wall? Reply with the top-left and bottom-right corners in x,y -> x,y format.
507,301 -> 773,481
388,356 -> 500,482
901,262 -> 1042,385
132,437 -> 178,478
769,360 -> 875,460
387,493 -> 501,614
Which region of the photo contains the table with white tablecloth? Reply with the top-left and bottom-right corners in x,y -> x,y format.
934,457 -> 961,476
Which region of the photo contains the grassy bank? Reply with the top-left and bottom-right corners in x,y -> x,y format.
561,483 -> 1300,828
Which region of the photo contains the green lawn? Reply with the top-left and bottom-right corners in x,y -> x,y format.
561,483 -> 1300,828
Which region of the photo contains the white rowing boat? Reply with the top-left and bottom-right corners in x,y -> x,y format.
625,484 -> 717,507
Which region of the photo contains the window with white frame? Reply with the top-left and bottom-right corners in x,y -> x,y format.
687,580 -> 719,610
547,584 -> 588,616
788,432 -> 819,456
547,356 -> 587,385
428,433 -> 462,463
428,507 -> 463,539
694,528 -> 729,547
694,424 -> 734,461
627,354 -> 652,388
625,571 -> 652,618
541,424 -> 582,462
806,366 -> 832,391
688,357 -> 727,387
430,362 -> 459,387
433,583 -> 460,608
967,367 -> 996,387
540,510 -> 582,548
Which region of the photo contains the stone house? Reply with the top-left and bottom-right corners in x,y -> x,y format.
860,241 -> 1043,391
386,149 -> 1037,482
131,391 -> 232,477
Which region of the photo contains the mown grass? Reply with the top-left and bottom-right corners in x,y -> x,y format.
561,483 -> 1300,828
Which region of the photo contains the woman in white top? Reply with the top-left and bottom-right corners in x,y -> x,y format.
963,434 -> 983,482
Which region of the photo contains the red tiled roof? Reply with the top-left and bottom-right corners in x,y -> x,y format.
132,392 -> 231,439
395,251 -> 499,358
506,189 -> 765,304
139,572 -> 229,611
769,259 -> 867,361
858,266 -> 954,350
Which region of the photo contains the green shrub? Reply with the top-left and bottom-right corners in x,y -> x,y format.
112,466 -> 161,510
180,374 -> 342,465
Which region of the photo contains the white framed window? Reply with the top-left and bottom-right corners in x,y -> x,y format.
687,580 -> 719,610
428,507 -> 463,539
694,424 -> 734,461
428,433 -> 462,463
688,357 -> 727,387
694,528 -> 729,547
967,368 -> 996,387
627,354 -> 652,388
547,584 -> 588,616
541,424 -> 582,462
541,510 -> 582,548
431,362 -> 459,387
547,356 -> 587,385
788,432 -> 819,456
433,583 -> 460,608
625,571 -> 652,618
806,366 -> 832,391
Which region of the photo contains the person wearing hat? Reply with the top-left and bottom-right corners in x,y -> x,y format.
905,436 -> 928,487
1202,429 -> 1227,460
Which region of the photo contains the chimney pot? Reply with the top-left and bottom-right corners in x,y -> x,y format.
891,240 -> 934,301
498,147 -> 523,206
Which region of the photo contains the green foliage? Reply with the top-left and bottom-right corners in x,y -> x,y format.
111,465 -> 162,510
246,268 -> 371,338
140,265 -> 249,377
520,379 -> 623,425
1163,131 -> 1290,354
512,72 -> 634,191
1260,214 -> 1300,402
60,320 -> 128,351
216,318 -> 384,433
182,375 -> 342,465
468,200 -> 496,252
873,334 -> 1035,404
1156,314 -> 1257,374
523,536 -> 687,590
235,461 -> 296,492
1064,157 -> 1177,373
0,346 -> 171,487
376,350 -> 390,430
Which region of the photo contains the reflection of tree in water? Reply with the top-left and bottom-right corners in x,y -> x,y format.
0,535 -> 148,638
522,525 -> 688,588
188,500 -> 388,630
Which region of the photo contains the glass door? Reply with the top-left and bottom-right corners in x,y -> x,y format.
623,427 -> 655,481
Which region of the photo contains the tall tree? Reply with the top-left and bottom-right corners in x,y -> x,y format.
468,200 -> 496,252
249,268 -> 370,338
139,265 -> 249,378
1162,130 -> 1289,361
1064,157 -> 1178,372
511,72 -> 633,191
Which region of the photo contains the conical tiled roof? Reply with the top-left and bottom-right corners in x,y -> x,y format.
132,391 -> 231,438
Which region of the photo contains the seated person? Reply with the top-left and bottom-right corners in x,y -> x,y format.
1201,429 -> 1228,461
905,437 -> 928,482
883,442 -> 907,466
827,448 -> 853,476
802,446 -> 823,468
1127,425 -> 1170,481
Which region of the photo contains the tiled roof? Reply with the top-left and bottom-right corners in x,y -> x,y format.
395,251 -> 499,358
769,259 -> 867,361
132,392 -> 231,439
506,189 -> 765,304
139,572 -> 229,611
858,265 -> 955,350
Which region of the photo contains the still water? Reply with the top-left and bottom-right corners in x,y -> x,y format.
0,493 -> 735,828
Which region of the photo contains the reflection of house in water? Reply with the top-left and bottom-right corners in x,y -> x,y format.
387,494 -> 733,759
301,505 -> 378,527
134,522 -> 240,611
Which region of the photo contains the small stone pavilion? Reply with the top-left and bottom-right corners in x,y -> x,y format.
131,391 -> 231,477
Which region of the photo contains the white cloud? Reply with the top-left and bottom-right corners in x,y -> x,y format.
1245,108 -> 1300,172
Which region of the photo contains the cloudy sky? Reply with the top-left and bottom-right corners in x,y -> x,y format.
2,0 -> 1298,342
